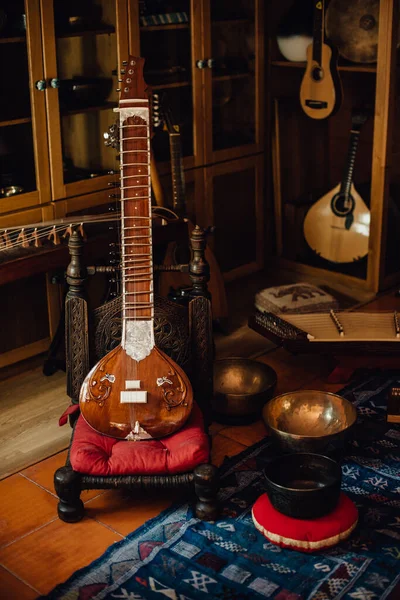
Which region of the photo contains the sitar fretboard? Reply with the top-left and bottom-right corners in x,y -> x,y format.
118,105 -> 153,326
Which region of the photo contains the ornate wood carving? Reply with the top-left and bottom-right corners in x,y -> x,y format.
66,230 -> 89,402
92,294 -> 191,370
190,296 -> 214,429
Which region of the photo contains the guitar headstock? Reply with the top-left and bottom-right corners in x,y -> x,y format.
119,56 -> 149,101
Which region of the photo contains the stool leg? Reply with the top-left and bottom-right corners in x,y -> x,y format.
54,466 -> 85,523
193,464 -> 219,521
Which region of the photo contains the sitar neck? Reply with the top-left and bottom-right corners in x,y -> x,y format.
116,96 -> 155,361
312,0 -> 324,66
339,129 -> 361,197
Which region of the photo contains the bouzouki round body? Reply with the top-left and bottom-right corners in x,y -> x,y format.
79,344 -> 193,440
303,183 -> 370,263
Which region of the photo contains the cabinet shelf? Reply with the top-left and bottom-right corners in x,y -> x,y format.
61,101 -> 118,116
56,26 -> 116,39
270,60 -> 377,73
213,72 -> 251,82
140,23 -> 189,32
0,36 -> 26,44
0,117 -> 31,128
151,80 -> 190,90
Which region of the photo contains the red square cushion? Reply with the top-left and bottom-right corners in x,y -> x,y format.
70,403 -> 209,476
252,492 -> 358,553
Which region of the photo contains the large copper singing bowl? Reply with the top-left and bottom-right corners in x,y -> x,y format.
213,358 -> 277,423
263,390 -> 357,453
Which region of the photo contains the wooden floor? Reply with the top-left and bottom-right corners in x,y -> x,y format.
0,288 -> 399,598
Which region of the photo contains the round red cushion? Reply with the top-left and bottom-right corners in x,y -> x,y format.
252,492 -> 358,552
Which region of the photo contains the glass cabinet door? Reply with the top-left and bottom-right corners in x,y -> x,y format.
41,0 -> 128,201
137,0 -> 195,173
202,0 -> 263,163
0,0 -> 51,215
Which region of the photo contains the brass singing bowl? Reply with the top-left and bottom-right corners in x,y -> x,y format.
263,390 -> 357,454
213,358 -> 277,424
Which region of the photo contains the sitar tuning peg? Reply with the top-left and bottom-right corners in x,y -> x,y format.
122,60 -> 128,66
120,69 -> 126,74
116,88 -> 121,92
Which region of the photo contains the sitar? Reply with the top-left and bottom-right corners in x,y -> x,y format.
303,110 -> 370,263
79,57 -> 193,441
300,0 -> 341,119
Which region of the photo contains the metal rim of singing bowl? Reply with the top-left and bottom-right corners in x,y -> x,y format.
263,452 -> 342,493
213,358 -> 277,397
263,389 -> 357,438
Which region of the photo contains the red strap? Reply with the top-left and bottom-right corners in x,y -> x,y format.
59,404 -> 80,426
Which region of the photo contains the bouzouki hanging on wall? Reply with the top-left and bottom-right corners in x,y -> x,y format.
300,0 -> 341,119
79,57 -> 193,441
303,110 -> 370,263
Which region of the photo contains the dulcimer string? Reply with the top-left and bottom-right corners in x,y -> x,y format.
0,206 -> 178,253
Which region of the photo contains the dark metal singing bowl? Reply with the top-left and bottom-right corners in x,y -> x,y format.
263,453 -> 342,519
213,358 -> 277,422
263,390 -> 357,454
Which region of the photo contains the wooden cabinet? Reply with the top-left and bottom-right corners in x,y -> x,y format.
0,0 -> 265,367
130,0 -> 265,279
266,0 -> 400,297
0,0 -> 130,367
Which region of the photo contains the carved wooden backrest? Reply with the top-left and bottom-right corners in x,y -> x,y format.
91,295 -> 191,371
65,225 -> 214,428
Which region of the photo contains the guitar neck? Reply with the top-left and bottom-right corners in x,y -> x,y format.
117,98 -> 154,335
169,133 -> 186,217
339,129 -> 361,197
312,0 -> 324,65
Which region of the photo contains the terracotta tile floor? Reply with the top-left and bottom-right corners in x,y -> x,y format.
0,290 -> 398,598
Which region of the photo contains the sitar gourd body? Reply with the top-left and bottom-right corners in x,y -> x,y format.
80,345 -> 192,440
79,57 -> 193,441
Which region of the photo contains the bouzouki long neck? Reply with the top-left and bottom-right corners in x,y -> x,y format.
339,129 -> 361,198
116,67 -> 155,362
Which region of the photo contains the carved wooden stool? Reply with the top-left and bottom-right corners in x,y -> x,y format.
55,224 -> 220,522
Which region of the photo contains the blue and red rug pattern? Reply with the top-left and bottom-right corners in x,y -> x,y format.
43,374 -> 400,599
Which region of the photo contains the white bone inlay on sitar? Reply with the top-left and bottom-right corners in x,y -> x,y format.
79,57 -> 193,441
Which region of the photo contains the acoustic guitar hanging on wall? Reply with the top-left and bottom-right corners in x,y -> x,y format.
300,0 -> 341,119
303,110 -> 370,264
79,57 -> 193,441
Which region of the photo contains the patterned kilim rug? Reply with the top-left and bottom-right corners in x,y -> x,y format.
43,374 -> 400,600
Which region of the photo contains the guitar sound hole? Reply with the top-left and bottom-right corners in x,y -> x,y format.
331,193 -> 355,217
311,67 -> 324,82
